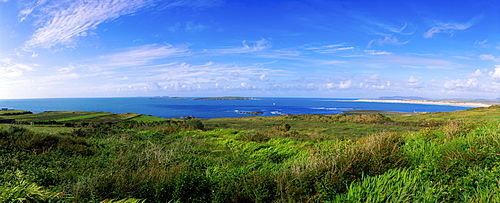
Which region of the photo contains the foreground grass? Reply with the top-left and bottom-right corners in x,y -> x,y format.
1,106 -> 500,202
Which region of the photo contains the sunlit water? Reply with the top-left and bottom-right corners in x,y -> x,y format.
0,97 -> 471,118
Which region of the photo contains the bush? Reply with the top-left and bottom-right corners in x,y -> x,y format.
274,123 -> 291,132
185,119 -> 204,131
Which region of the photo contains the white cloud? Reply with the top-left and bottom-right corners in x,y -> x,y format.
185,21 -> 208,31
475,40 -> 488,45
479,54 -> 495,60
57,65 -> 75,74
364,74 -> 381,83
423,27 -> 441,39
364,50 -> 392,55
214,39 -> 271,54
339,80 -> 352,89
408,76 -> 420,86
145,81 -> 161,91
468,69 -> 483,78
490,65 -> 500,81
444,78 -> 478,89
0,58 -> 34,78
326,80 -> 352,89
368,36 -> 408,47
259,74 -> 269,81
23,0 -> 150,49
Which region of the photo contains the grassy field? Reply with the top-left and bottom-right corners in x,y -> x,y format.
1,111 -> 144,124
0,110 -> 32,116
1,106 -> 500,202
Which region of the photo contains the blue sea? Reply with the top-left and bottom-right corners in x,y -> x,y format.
0,97 -> 471,119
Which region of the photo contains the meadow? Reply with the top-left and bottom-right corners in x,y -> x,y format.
1,106 -> 500,202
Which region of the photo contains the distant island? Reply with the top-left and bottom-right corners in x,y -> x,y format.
149,96 -> 260,100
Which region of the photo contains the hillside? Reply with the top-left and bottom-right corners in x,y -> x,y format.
1,106 -> 500,202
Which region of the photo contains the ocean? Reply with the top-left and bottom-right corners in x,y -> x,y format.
0,97 -> 471,119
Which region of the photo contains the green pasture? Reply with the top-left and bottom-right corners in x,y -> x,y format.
129,114 -> 169,122
2,111 -> 106,122
53,113 -> 111,122
1,111 -> 153,124
0,110 -> 32,116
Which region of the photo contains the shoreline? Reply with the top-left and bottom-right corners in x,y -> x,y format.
352,99 -> 492,108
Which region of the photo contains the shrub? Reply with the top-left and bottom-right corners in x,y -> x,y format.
185,119 -> 204,131
241,131 -> 270,142
273,123 -> 291,132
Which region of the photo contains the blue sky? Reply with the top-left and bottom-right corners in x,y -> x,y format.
0,0 -> 499,99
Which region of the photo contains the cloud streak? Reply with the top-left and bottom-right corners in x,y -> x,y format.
23,0 -> 150,50
302,44 -> 355,54
0,58 -> 34,78
99,44 -> 190,67
424,15 -> 482,38
213,39 -> 271,55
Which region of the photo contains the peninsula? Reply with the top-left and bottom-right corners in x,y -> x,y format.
353,99 -> 492,108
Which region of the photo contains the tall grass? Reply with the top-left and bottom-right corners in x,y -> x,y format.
1,111 -> 500,202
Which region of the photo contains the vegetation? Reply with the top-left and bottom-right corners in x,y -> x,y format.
1,106 -> 500,202
0,110 -> 32,116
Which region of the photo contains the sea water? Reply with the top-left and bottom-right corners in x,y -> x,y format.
0,97 -> 471,119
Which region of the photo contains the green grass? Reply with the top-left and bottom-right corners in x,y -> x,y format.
2,111 -> 145,125
0,110 -> 32,116
1,106 -> 500,202
128,114 -> 168,122
2,111 -> 106,122
53,113 -> 111,122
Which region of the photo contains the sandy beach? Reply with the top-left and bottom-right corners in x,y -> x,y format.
353,99 -> 492,108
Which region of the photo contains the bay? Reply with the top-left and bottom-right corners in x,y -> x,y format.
0,97 -> 471,119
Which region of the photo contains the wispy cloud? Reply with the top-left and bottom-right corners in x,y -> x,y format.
23,0 -> 151,50
479,54 -> 495,60
379,22 -> 416,35
156,0 -> 223,10
170,21 -> 209,32
364,50 -> 392,55
372,55 -> 462,70
424,15 -> 482,38
302,44 -> 355,54
21,0 -> 219,50
0,58 -> 34,78
213,39 -> 271,54
369,21 -> 417,36
99,44 -> 190,67
368,35 -> 408,47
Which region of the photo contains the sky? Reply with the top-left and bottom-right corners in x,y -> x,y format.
0,0 -> 499,99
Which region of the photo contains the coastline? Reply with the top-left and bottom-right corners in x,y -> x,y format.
352,99 -> 492,108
